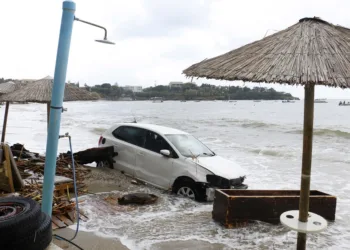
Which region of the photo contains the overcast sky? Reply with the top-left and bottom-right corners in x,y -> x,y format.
1,0 -> 350,98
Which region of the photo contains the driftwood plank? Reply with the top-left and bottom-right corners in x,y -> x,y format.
67,210 -> 76,222
79,212 -> 89,222
7,144 -> 24,189
3,145 -> 14,193
58,214 -> 74,226
51,222 -> 59,230
0,174 -> 11,192
51,215 -> 66,228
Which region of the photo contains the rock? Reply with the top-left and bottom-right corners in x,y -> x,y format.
118,193 -> 158,205
131,180 -> 140,185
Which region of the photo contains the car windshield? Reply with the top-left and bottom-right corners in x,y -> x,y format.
166,134 -> 215,157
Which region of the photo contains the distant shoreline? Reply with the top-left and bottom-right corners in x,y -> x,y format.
99,98 -> 301,101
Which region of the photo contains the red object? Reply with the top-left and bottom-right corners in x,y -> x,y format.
98,136 -> 103,145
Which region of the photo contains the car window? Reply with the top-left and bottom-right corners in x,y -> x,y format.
166,134 -> 215,157
112,126 -> 146,147
144,131 -> 174,155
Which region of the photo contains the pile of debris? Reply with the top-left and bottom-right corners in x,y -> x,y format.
0,143 -> 101,218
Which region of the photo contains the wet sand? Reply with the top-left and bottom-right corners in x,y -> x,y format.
53,228 -> 129,250
83,166 -> 134,193
57,167 -> 230,250
53,167 -> 133,250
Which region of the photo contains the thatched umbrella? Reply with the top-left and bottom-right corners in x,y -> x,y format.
0,76 -> 99,142
0,81 -> 22,95
183,17 -> 350,249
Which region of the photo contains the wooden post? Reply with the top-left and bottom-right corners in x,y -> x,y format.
1,101 -> 10,143
3,144 -> 15,193
47,102 -> 51,130
297,84 -> 315,250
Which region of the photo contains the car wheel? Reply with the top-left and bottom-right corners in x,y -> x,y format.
173,178 -> 198,200
177,187 -> 196,199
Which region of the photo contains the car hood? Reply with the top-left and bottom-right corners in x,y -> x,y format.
193,155 -> 248,179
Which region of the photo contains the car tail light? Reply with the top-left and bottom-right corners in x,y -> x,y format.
98,136 -> 103,145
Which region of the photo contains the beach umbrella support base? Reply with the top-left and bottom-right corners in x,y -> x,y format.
280,210 -> 327,233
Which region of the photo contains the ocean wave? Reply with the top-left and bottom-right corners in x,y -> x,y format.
220,118 -> 277,129
287,129 -> 350,139
241,121 -> 273,128
91,127 -> 107,135
249,148 -> 293,158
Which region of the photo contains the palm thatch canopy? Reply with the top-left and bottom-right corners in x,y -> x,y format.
0,76 -> 98,103
183,17 -> 350,88
0,81 -> 22,94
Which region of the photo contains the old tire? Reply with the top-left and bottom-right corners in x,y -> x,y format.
5,212 -> 52,250
0,197 -> 41,240
173,178 -> 199,201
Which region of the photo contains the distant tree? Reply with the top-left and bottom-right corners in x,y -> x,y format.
101,83 -> 112,88
88,81 -> 298,101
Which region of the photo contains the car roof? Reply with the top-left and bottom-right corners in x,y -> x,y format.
113,123 -> 189,135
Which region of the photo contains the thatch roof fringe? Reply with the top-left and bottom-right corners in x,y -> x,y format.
0,76 -> 98,103
0,81 -> 21,94
183,17 -> 350,88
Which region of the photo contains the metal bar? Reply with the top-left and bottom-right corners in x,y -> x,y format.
297,84 -> 315,249
74,17 -> 107,40
1,101 -> 10,143
41,1 -> 76,216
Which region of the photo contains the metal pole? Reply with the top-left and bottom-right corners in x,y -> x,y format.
1,101 -> 10,143
74,17 -> 108,40
297,84 -> 315,249
41,1 -> 75,216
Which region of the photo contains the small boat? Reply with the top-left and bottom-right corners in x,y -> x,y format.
282,100 -> 295,103
229,100 -> 237,103
315,98 -> 327,103
339,101 -> 350,106
151,97 -> 163,103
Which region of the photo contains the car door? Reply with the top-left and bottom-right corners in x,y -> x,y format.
110,126 -> 145,177
135,130 -> 175,189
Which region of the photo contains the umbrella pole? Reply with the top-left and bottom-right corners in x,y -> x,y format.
297,84 -> 315,250
1,101 -> 10,143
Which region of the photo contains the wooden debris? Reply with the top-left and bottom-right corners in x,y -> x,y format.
3,145 -> 14,193
0,143 -> 92,220
8,144 -> 24,189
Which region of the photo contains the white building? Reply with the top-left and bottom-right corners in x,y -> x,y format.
123,85 -> 143,93
169,81 -> 184,88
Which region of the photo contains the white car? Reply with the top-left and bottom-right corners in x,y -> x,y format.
98,123 -> 248,201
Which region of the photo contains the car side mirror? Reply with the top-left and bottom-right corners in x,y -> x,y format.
160,149 -> 171,157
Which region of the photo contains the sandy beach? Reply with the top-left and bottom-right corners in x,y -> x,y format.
53,228 -> 129,250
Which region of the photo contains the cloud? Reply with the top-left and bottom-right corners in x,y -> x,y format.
1,0 -> 350,99
113,0 -> 211,38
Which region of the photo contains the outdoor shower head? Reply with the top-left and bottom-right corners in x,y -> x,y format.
95,39 -> 115,45
75,17 -> 115,45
